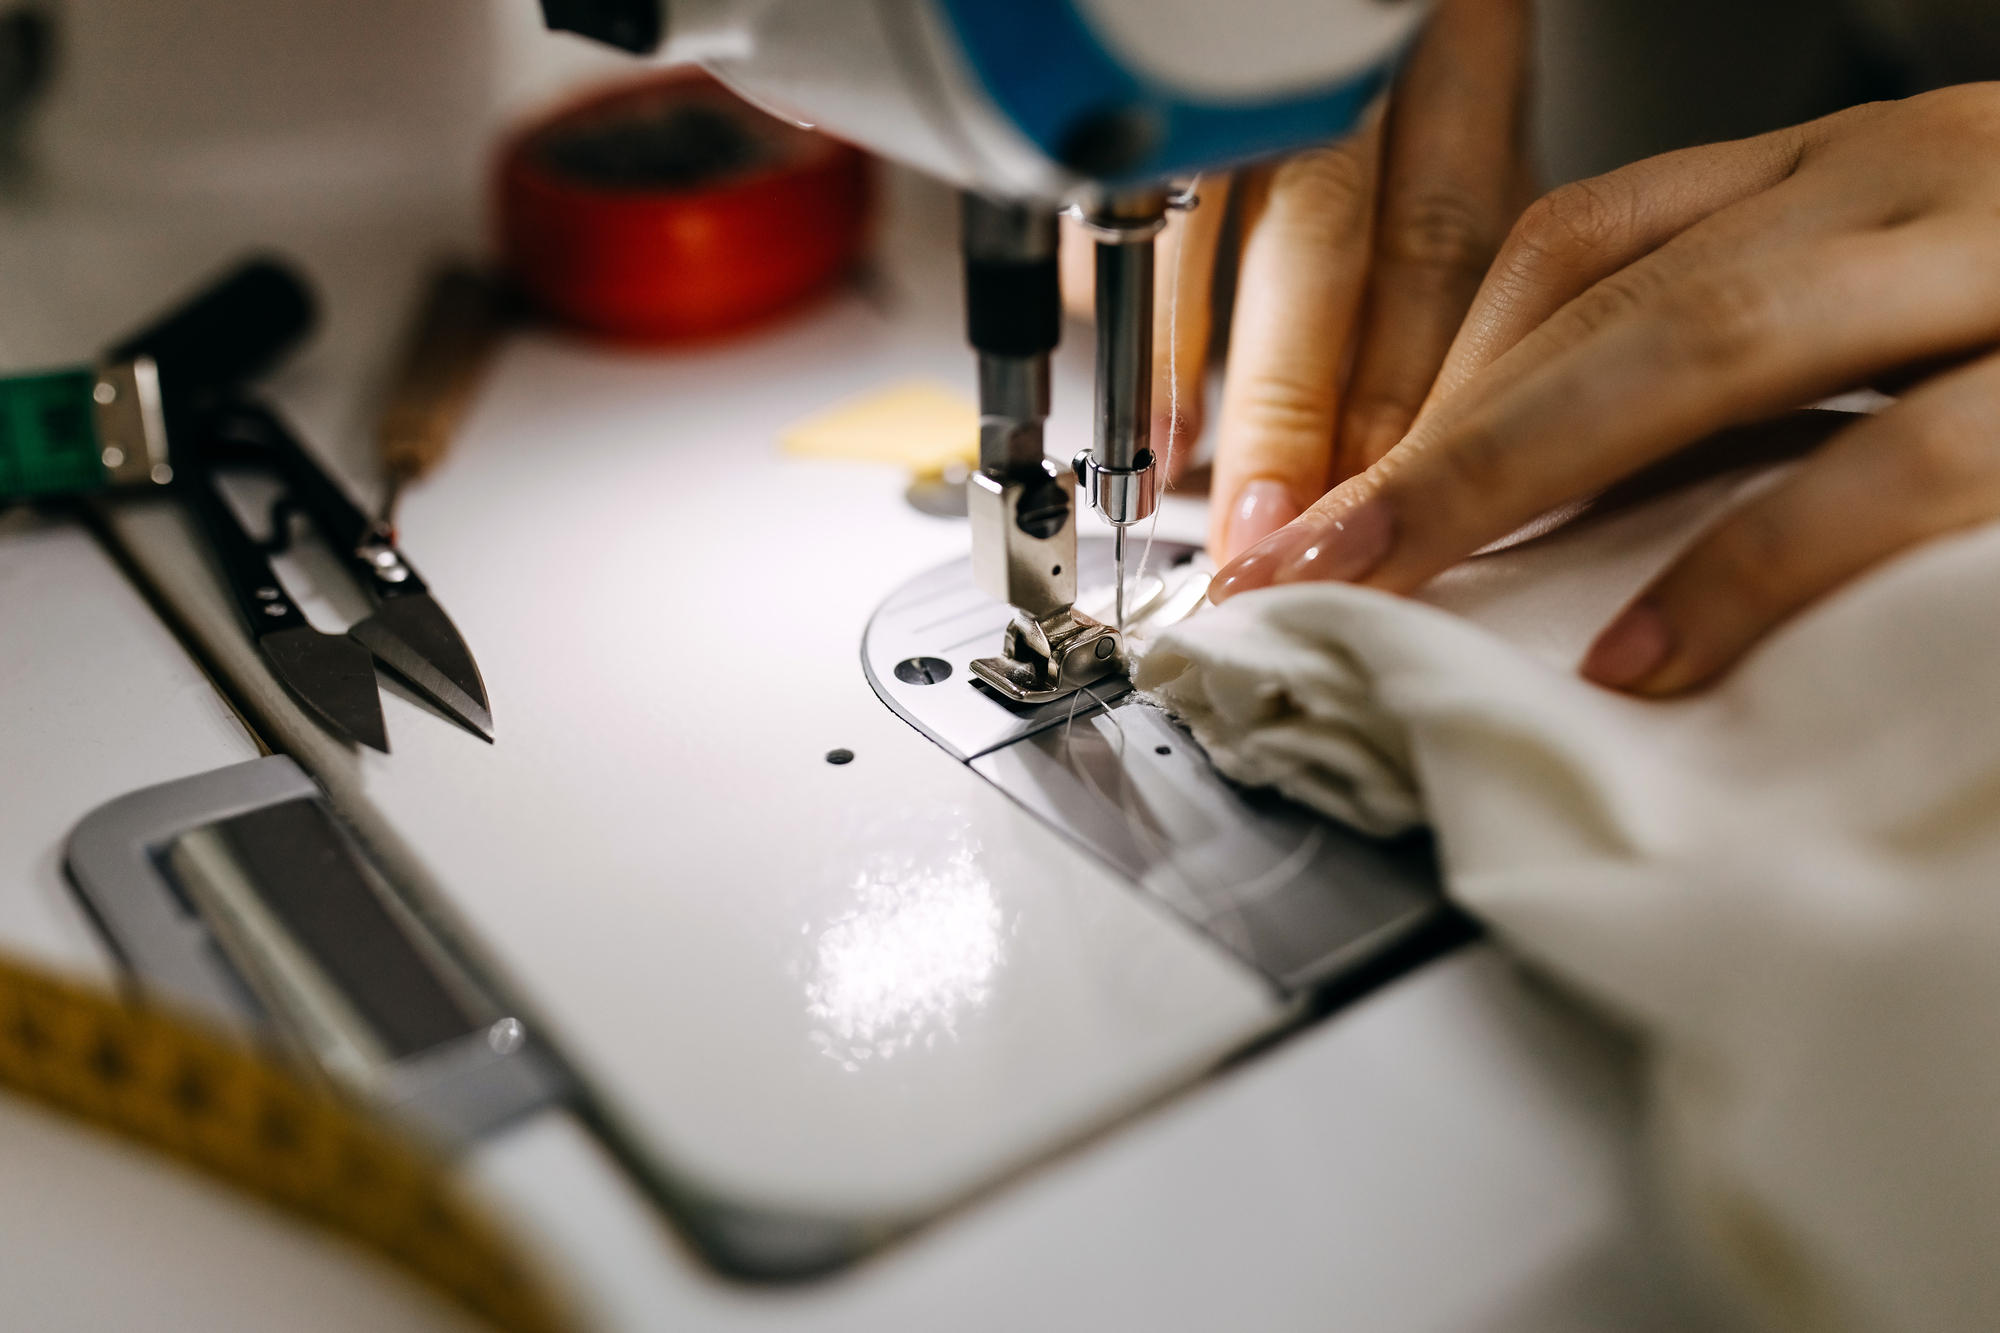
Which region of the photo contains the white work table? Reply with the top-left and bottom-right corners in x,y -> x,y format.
0,170 -> 1720,1331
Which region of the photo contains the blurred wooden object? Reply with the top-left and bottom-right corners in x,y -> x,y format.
376,264 -> 510,526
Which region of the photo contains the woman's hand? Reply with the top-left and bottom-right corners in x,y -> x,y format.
1195,0 -> 1536,559
1060,0 -> 1535,539
1210,84 -> 2000,696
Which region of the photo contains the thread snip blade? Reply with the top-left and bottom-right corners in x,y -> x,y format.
349,595 -> 493,742
261,626 -> 389,753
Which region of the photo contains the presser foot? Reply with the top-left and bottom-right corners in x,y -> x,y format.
970,604 -> 1122,704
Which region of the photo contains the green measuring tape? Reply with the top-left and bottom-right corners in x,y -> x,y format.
0,357 -> 173,500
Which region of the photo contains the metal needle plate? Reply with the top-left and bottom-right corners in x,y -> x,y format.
864,537 -> 1190,761
971,697 -> 1442,992
864,542 -> 1454,996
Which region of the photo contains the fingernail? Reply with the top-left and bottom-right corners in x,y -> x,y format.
1582,602 -> 1672,688
1210,493 -> 1394,603
1224,480 -> 1300,559
1210,522 -> 1318,603
1272,494 -> 1394,586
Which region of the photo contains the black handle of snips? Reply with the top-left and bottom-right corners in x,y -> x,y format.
105,257 -> 320,637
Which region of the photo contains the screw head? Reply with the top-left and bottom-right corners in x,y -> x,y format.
262,602 -> 289,617
100,446 -> 125,468
1094,637 -> 1117,659
488,1017 -> 526,1054
1013,475 -> 1070,540
825,748 -> 855,765
93,381 -> 117,405
894,656 -> 952,686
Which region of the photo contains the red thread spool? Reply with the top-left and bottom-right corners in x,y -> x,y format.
498,71 -> 870,342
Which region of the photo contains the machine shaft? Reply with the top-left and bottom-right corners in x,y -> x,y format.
963,193 -> 1124,704
1093,226 -> 1154,480
961,195 -> 1073,622
1080,190 -> 1168,633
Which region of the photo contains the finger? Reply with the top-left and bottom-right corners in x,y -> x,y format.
1423,124 -> 1815,416
1419,99 -> 1947,436
1376,215 -> 2000,585
1870,346 -> 1992,398
1152,173 -> 1233,482
1209,112 -> 1384,561
1059,211 -> 1095,322
1583,348 -> 2000,694
1337,0 -> 1533,476
1214,215 -> 2000,602
1413,154 -> 1878,456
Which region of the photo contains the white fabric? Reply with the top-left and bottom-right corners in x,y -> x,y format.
1138,472 -> 2000,1331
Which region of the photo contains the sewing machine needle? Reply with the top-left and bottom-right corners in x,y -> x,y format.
1114,526 -> 1126,633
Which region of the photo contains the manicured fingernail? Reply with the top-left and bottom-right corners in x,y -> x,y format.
1210,494 -> 1394,603
1210,522 -> 1318,603
1582,602 -> 1672,688
1272,494 -> 1394,586
1224,480 -> 1300,559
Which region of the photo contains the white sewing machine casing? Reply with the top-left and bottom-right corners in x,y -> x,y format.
544,0 -> 1424,197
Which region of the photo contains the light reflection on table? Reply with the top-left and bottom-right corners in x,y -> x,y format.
806,813 -> 1002,1071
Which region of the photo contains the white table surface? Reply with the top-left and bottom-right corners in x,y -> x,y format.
0,170 -> 1726,1330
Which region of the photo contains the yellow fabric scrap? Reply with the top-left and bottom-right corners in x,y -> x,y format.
779,380 -> 977,475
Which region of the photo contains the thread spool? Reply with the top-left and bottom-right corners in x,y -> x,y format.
498,70 -> 871,342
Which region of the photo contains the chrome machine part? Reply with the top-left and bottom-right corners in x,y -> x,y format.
64,757 -> 570,1147
963,195 -> 1059,475
864,542 -> 1459,997
961,191 -> 1125,703
971,596 -> 1124,704
967,464 -> 1073,616
976,354 -> 1049,471
91,356 -> 172,487
1076,188 -> 1168,631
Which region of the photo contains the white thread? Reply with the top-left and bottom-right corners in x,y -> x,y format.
1057,683 -> 1323,945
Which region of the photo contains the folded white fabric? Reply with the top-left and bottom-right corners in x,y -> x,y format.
1139,482 -> 2000,1331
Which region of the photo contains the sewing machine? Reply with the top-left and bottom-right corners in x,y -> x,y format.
544,0 -> 1417,697
497,3 -> 1501,1278
0,0 -> 1716,1325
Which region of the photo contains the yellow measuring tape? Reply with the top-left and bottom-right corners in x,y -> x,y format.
0,951 -> 574,1333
